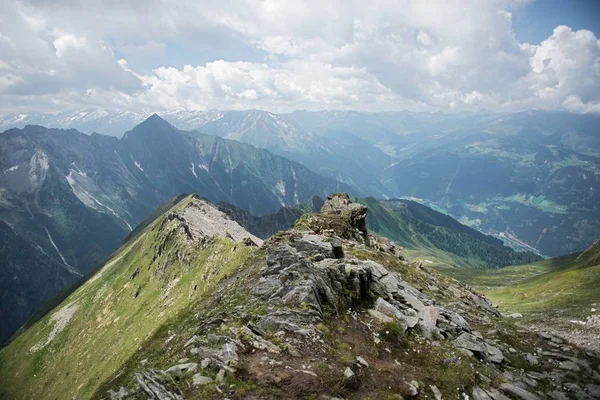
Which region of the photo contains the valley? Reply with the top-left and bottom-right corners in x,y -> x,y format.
440,240 -> 600,354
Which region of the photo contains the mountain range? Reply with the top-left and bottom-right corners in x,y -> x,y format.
0,115 -> 350,345
3,108 -> 598,257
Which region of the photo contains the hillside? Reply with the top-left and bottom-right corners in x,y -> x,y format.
0,115 -> 351,345
2,193 -> 598,399
0,194 -> 262,399
216,195 -> 324,239
443,239 -> 600,354
219,194 -> 540,269
293,110 -> 600,257
361,197 -> 541,269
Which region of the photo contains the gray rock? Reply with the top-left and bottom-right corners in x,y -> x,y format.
559,360 -> 581,372
216,369 -> 226,383
251,276 -> 281,298
192,374 -> 213,386
184,335 -> 198,347
165,363 -> 198,378
438,309 -> 472,336
407,380 -> 419,397
231,326 -> 281,354
469,292 -> 502,317
454,332 -> 487,353
472,387 -> 494,400
485,388 -> 511,400
485,343 -> 505,364
109,387 -> 129,400
526,353 -> 539,365
586,384 -> 600,398
367,309 -> 394,324
135,371 -> 183,400
396,288 -> 426,312
499,383 -> 542,400
295,234 -> 335,258
430,385 -> 442,400
356,356 -> 369,368
321,193 -> 368,242
342,367 -> 358,389
265,244 -> 301,275
419,306 -> 439,338
373,297 -> 409,331
548,392 -> 570,400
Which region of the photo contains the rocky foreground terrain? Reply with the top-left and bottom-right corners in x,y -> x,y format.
98,194 -> 600,399
2,194 -> 599,399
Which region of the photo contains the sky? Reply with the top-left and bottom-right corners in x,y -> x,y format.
0,0 -> 599,114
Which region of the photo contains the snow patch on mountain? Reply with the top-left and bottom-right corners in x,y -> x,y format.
276,181 -> 286,196
66,169 -> 133,231
131,156 -> 144,172
190,162 -> 198,178
4,165 -> 19,173
44,227 -> 80,276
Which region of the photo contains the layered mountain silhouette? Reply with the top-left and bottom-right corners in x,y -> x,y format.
3,109 -> 599,257
0,115 -> 350,344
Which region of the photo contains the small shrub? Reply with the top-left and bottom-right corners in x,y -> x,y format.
379,322 -> 410,348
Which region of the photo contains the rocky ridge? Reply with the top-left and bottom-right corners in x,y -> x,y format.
96,193 -> 600,400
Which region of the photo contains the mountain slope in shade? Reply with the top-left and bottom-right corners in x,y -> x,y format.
216,195 -> 325,239
197,110 -> 394,197
291,110 -> 600,257
0,115 -> 352,345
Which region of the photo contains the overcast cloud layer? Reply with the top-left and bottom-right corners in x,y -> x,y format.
1,0 -> 600,114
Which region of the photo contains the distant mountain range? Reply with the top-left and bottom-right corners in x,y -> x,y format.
2,108 -> 597,257
0,115 -> 350,344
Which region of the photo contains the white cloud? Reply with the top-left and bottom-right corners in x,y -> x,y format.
53,34 -> 87,57
0,0 -> 599,114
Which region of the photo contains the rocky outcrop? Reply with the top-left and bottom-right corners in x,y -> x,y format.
105,193 -> 600,400
296,192 -> 370,244
169,198 -> 263,246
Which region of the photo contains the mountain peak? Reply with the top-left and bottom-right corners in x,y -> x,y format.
139,113 -> 172,128
124,113 -> 178,140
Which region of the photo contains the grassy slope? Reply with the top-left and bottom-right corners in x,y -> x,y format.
360,197 -> 539,269
441,252 -> 600,314
0,195 -> 256,400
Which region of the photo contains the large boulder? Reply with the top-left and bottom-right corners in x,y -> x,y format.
320,193 -> 369,243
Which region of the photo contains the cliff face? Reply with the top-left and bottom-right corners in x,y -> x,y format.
2,194 -> 599,400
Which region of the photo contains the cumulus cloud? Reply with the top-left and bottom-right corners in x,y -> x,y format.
0,0 -> 599,114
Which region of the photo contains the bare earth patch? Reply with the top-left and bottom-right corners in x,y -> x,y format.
30,302 -> 79,353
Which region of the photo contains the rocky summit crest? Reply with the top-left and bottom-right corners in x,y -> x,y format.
295,192 -> 370,244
